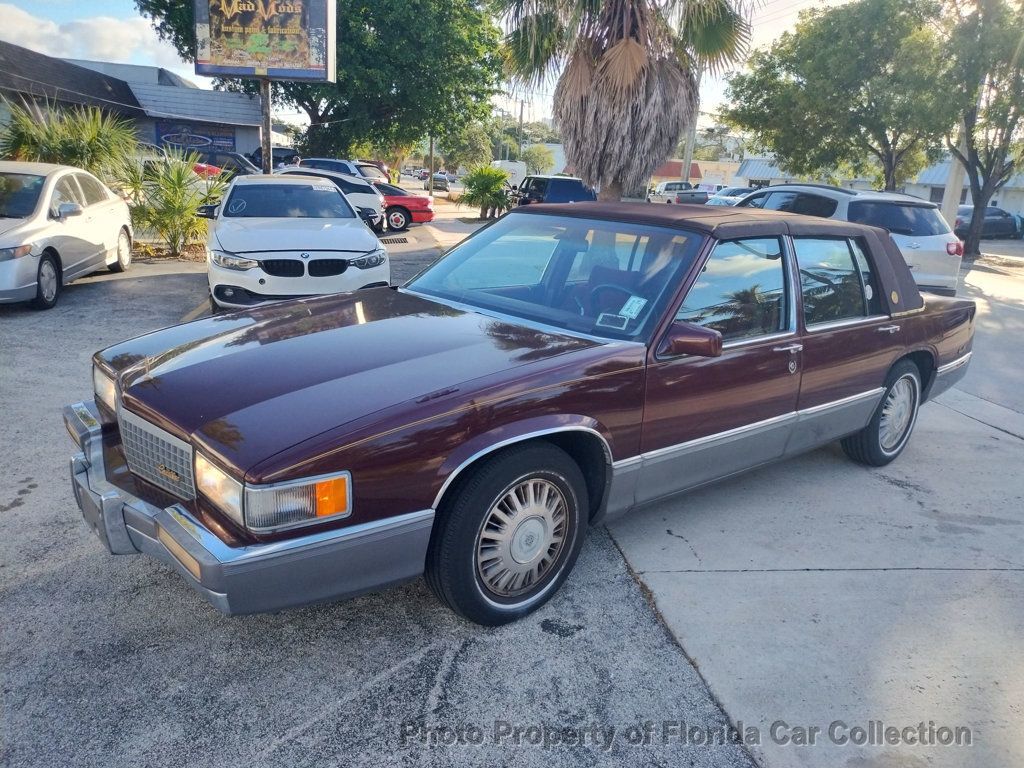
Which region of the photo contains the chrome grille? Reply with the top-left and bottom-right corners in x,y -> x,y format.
118,409 -> 196,499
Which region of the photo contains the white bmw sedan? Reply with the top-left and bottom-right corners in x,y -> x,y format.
201,174 -> 390,311
0,161 -> 132,309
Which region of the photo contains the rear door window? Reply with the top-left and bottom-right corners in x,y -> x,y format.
794,238 -> 873,326
847,201 -> 951,236
75,174 -> 109,206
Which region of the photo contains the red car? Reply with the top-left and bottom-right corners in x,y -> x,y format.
372,181 -> 434,230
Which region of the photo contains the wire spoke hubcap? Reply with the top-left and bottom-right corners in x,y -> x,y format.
39,261 -> 57,301
476,478 -> 568,598
879,376 -> 916,452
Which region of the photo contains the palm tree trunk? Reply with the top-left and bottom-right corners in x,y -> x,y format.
598,179 -> 623,202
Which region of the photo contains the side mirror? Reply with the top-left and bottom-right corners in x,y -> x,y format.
57,202 -> 83,219
657,321 -> 722,358
196,204 -> 218,219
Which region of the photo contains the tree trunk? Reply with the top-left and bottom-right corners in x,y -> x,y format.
963,208 -> 986,258
882,154 -> 898,192
598,179 -> 623,202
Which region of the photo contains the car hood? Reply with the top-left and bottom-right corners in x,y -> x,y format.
105,289 -> 603,477
213,217 -> 378,254
0,217 -> 29,240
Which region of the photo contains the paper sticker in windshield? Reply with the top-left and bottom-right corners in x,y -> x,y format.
596,313 -> 629,331
619,296 -> 648,319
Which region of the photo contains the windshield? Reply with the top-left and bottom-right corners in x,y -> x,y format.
847,201 -> 950,236
407,213 -> 702,340
222,182 -> 355,219
0,173 -> 45,218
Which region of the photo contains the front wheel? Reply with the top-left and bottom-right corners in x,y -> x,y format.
841,360 -> 921,466
31,253 -> 60,310
426,443 -> 589,626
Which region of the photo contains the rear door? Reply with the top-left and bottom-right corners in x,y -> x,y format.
639,236 -> 801,503
788,235 -> 903,454
73,173 -> 117,270
985,207 -> 1015,237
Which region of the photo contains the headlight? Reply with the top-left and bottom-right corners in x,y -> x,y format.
195,453 -> 244,527
210,250 -> 258,271
245,472 -> 351,532
349,248 -> 387,270
92,365 -> 117,413
0,245 -> 31,262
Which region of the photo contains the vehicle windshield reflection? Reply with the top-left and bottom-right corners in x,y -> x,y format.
407,214 -> 702,340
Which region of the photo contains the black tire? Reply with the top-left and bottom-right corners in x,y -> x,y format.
30,253 -> 60,310
841,360 -> 921,467
109,228 -> 132,273
387,206 -> 410,231
426,443 -> 589,626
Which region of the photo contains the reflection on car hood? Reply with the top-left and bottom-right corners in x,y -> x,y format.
213,217 -> 378,254
0,217 -> 27,239
104,288 -> 604,477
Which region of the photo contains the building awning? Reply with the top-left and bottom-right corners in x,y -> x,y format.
736,158 -> 793,181
914,159 -> 1024,189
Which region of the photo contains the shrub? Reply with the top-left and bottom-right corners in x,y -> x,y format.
459,165 -> 511,219
0,102 -> 138,178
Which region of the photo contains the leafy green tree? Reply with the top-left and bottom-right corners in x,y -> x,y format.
135,0 -> 502,155
945,0 -> 1024,256
439,123 -> 493,173
723,0 -> 951,190
521,144 -> 555,174
0,103 -> 138,178
499,0 -> 750,200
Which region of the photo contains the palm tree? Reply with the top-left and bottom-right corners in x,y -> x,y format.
499,0 -> 751,200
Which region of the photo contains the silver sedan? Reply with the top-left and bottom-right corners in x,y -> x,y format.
0,161 -> 132,309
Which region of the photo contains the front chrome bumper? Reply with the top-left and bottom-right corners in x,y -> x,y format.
64,401 -> 435,615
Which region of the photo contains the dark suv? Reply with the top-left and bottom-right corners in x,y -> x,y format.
517,175 -> 596,205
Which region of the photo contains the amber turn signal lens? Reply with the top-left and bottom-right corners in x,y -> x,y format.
315,476 -> 349,518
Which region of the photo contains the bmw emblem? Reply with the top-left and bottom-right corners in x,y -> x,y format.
300,252 -> 310,259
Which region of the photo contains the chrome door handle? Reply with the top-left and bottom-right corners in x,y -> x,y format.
772,343 -> 803,354
877,325 -> 901,334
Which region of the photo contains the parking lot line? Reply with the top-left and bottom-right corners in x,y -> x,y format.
180,298 -> 210,323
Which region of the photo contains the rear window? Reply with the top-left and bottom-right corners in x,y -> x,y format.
848,201 -> 950,236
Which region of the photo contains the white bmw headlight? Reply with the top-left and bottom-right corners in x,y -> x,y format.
349,248 -> 387,270
195,452 -> 244,527
210,249 -> 258,271
92,365 -> 117,413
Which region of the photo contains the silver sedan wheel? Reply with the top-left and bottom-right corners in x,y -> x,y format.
476,477 -> 568,598
879,375 -> 917,453
117,230 -> 132,269
38,260 -> 58,302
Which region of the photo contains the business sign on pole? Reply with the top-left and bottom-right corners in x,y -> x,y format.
194,0 -> 336,81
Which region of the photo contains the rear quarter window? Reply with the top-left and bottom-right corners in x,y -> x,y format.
848,201 -> 950,236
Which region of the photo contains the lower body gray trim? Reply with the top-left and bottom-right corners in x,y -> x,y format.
928,352 -> 972,400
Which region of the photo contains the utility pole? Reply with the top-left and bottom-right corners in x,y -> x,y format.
518,100 -> 525,159
259,78 -> 273,174
428,135 -> 435,193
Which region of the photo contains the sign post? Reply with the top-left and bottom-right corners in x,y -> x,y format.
193,0 -> 337,167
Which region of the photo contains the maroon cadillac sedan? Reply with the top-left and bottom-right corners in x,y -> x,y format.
65,203 -> 975,625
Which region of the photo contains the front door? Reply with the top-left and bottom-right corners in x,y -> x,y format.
638,236 -> 802,504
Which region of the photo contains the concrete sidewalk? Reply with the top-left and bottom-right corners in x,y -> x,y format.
608,398 -> 1024,767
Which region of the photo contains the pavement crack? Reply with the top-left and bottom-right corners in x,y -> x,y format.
666,528 -> 703,564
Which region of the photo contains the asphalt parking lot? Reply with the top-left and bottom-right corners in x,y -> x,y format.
1,230 -> 1022,767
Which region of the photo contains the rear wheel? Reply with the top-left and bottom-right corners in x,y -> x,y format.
841,360 -> 921,466
109,229 -> 132,273
387,207 -> 410,231
31,253 -> 60,310
426,443 -> 588,626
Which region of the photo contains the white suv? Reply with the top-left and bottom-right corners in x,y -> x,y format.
736,184 -> 963,295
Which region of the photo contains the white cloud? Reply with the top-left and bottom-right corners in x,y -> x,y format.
0,4 -> 189,73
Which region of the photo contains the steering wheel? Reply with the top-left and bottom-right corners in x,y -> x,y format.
588,283 -> 636,315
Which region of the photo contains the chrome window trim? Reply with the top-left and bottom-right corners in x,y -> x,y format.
721,331 -> 798,350
431,426 -> 613,510
804,314 -> 890,333
610,387 -> 884,469
937,351 -> 972,375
